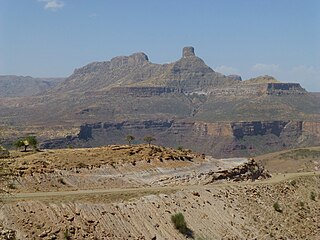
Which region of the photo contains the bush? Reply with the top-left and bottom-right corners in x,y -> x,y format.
126,135 -> 135,145
177,146 -> 184,151
171,213 -> 188,235
273,202 -> 282,213
63,229 -> 71,240
310,191 -> 316,201
13,135 -> 38,152
143,136 -> 155,146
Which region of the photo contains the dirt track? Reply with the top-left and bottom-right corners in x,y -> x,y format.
5,171 -> 319,201
2,172 -> 320,240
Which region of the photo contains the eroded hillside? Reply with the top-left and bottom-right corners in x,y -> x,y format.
0,145 -> 319,239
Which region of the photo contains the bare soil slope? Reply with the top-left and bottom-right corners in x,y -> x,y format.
0,145 -> 319,239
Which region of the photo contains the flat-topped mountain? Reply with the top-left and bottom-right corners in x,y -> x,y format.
49,46 -> 307,98
1,47 -> 319,157
52,46 -> 239,94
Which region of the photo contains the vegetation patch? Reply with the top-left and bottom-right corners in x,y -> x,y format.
310,191 -> 316,201
171,213 -> 193,238
273,202 -> 283,213
13,136 -> 38,152
279,149 -> 320,160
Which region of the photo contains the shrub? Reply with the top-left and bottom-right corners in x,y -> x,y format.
13,135 -> 38,152
299,201 -> 305,208
310,191 -> 316,201
126,135 -> 135,145
63,229 -> 71,240
289,179 -> 297,186
58,178 -> 66,185
171,213 -> 188,235
143,136 -> 155,146
7,182 -> 16,189
273,202 -> 282,213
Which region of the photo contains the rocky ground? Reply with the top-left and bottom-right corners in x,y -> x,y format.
0,145 -> 319,239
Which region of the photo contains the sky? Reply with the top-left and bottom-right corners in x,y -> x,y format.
0,0 -> 319,91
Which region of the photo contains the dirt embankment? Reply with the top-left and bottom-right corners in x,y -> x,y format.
3,145 -> 269,193
1,145 -> 319,239
1,175 -> 319,239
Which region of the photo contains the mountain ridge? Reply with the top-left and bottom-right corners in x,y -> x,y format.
0,46 -> 319,157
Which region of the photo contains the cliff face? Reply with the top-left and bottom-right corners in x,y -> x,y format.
42,120 -> 320,157
266,83 -> 306,95
231,121 -> 296,139
110,87 -> 180,97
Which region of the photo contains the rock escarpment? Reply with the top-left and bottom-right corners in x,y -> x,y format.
266,83 -> 306,95
110,86 -> 180,97
41,120 -> 320,157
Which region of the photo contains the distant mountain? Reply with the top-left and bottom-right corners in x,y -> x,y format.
52,46 -> 238,95
0,75 -> 65,97
1,47 -> 320,157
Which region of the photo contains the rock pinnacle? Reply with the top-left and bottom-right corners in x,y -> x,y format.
183,46 -> 195,58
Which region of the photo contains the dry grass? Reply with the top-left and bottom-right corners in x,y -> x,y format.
6,144 -> 203,176
256,146 -> 320,173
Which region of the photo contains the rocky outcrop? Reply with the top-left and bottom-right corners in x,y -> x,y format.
182,46 -> 196,58
41,120 -> 320,157
110,86 -> 180,97
208,158 -> 271,182
227,74 -> 242,81
231,121 -> 290,139
110,52 -> 149,68
76,120 -> 307,141
207,82 -> 306,96
0,226 -> 16,240
151,158 -> 270,186
266,83 -> 306,95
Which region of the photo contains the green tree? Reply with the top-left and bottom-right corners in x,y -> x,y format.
14,136 -> 38,152
126,135 -> 135,145
143,136 -> 155,146
13,140 -> 26,151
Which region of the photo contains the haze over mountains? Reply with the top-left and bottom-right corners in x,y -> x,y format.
1,47 -> 320,157
0,76 -> 64,97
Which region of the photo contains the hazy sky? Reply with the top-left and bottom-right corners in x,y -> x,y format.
1,0 -> 319,91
